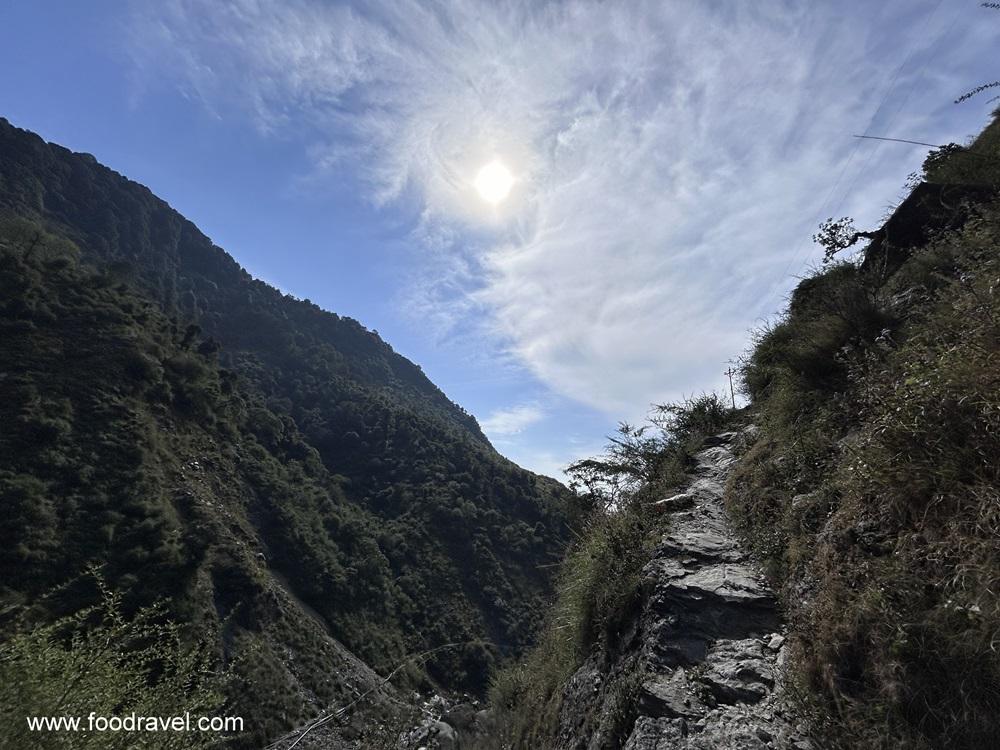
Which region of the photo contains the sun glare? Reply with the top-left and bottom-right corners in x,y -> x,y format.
474,159 -> 514,205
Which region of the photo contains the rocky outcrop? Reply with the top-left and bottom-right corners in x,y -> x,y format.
625,431 -> 810,750
857,181 -> 996,276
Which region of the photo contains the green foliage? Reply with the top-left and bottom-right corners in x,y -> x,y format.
730,186 -> 1000,747
953,7 -> 999,108
566,422 -> 665,508
489,507 -> 650,748
741,262 -> 892,408
0,579 -> 229,750
813,216 -> 864,263
922,114 -> 1000,186
650,393 -> 731,452
955,79 -> 999,106
567,394 -> 731,508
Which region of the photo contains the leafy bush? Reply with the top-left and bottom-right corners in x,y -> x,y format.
650,393 -> 731,452
489,506 -> 650,747
566,394 -> 731,509
0,580 -> 230,750
922,111 -> 1000,186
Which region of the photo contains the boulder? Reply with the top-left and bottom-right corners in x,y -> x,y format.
639,669 -> 705,719
653,492 -> 696,512
430,721 -> 457,749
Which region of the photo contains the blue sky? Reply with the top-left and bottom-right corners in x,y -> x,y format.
1,1 -> 996,478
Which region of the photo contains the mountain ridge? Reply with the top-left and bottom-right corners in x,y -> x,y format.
0,116 -> 489,446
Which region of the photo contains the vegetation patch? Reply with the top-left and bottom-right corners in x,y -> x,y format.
1,575 -> 230,750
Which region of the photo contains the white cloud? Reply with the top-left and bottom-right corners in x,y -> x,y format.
479,403 -> 544,437
129,0 -> 997,418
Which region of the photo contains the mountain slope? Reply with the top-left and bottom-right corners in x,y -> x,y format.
0,118 -> 573,746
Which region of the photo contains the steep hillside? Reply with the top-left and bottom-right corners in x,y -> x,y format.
726,116 -> 1000,748
0,119 -> 572,747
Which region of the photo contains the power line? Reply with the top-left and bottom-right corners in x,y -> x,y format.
853,134 -> 1000,161
852,134 -> 942,148
271,640 -> 476,750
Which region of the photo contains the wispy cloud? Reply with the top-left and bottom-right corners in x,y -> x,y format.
128,0 -> 996,418
480,403 -> 544,437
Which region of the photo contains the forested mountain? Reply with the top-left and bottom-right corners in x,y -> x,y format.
0,117 -> 573,746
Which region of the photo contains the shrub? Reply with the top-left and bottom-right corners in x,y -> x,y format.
488,504 -> 651,748
0,580 -> 231,750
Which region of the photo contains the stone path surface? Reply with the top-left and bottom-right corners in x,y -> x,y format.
625,432 -> 812,750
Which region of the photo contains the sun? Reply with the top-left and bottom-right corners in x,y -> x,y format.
474,159 -> 514,204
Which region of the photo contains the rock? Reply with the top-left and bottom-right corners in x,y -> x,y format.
650,632 -> 711,668
430,721 -> 457,749
655,563 -> 779,627
836,430 -> 861,449
426,694 -> 448,711
700,639 -> 774,705
685,475 -> 726,501
702,432 -> 739,447
766,634 -> 785,652
658,528 -> 741,562
755,726 -> 774,742
441,704 -> 477,731
653,492 -> 696,512
639,669 -> 705,719
625,716 -> 687,749
789,493 -> 816,512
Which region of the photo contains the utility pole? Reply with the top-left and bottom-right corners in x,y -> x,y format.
725,367 -> 736,409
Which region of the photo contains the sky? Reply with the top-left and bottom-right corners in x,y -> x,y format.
0,1 -> 997,478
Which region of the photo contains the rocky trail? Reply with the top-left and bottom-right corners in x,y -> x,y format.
624,430 -> 811,750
